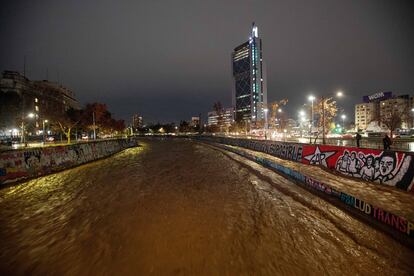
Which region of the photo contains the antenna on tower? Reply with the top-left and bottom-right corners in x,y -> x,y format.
252,22 -> 258,38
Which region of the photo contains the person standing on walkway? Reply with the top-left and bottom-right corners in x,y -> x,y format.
383,134 -> 391,150
355,132 -> 362,148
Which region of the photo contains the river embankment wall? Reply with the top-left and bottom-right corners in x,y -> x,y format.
200,140 -> 414,247
0,139 -> 137,185
198,136 -> 414,193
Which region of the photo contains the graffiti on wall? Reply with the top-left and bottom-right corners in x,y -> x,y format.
0,139 -> 135,184
301,145 -> 414,191
220,143 -> 414,238
201,137 -> 414,192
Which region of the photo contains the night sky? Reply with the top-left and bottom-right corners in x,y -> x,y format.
1,0 -> 414,124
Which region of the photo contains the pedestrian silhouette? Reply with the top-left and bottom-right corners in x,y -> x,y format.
383,134 -> 391,150
355,132 -> 362,148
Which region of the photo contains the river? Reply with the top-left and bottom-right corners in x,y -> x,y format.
0,139 -> 413,275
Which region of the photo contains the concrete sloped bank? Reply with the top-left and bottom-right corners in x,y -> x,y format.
198,136 -> 414,193
0,139 -> 137,185
201,141 -> 414,248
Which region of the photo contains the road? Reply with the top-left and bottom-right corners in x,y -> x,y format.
0,139 -> 413,275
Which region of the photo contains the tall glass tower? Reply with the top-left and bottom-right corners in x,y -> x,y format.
232,23 -> 267,123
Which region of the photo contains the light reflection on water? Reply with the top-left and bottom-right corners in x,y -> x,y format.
0,140 -> 413,275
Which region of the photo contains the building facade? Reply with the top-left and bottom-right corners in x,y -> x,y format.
207,107 -> 234,127
0,71 -> 80,135
379,95 -> 412,129
355,102 -> 377,131
132,114 -> 143,129
231,23 -> 267,123
190,116 -> 200,127
354,92 -> 414,131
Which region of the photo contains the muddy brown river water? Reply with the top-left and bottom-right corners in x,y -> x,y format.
0,139 -> 413,275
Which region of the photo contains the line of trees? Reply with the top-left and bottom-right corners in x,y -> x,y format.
50,102 -> 125,143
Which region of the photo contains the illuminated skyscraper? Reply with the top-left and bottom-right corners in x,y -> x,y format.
231,23 -> 267,123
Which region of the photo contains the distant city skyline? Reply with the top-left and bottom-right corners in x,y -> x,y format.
1,0 -> 413,123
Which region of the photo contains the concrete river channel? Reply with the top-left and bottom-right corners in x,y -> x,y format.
0,139 -> 413,275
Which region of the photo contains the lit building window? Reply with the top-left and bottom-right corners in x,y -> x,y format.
35,106 -> 39,111
34,98 -> 38,103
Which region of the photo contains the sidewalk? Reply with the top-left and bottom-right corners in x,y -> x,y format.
214,142 -> 414,222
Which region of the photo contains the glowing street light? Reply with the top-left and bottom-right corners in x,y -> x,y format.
42,119 -> 49,144
341,114 -> 346,132
21,112 -> 35,145
308,95 -> 315,143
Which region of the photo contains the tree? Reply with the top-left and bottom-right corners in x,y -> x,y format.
179,120 -> 191,132
50,108 -> 82,144
313,97 -> 338,143
81,103 -> 119,137
229,121 -> 245,133
381,109 -> 403,138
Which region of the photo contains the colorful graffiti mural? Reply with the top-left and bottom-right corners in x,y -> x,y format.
199,137 -> 414,192
301,145 -> 414,191
211,142 -> 414,239
0,139 -> 136,185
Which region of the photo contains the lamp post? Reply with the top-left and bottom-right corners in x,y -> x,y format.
264,108 -> 269,139
341,114 -> 346,133
277,108 -> 283,134
299,110 -> 306,138
21,113 -> 35,146
42,119 -> 48,144
308,95 -> 315,143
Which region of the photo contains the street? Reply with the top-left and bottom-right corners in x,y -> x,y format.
0,139 -> 413,275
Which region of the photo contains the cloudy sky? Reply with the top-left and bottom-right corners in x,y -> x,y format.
1,0 -> 413,124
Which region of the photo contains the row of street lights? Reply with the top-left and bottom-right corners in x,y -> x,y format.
251,91 -> 345,143
306,91 -> 344,144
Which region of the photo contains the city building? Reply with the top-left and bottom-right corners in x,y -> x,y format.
379,95 -> 412,129
132,114 -> 143,129
190,116 -> 200,127
0,71 -> 80,135
231,23 -> 267,124
355,102 -> 377,131
355,91 -> 414,131
207,107 -> 234,126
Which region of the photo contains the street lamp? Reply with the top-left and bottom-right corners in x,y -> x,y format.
264,108 -> 269,139
298,111 -> 306,138
42,119 -> 48,144
341,114 -> 346,133
308,95 -> 315,143
21,113 -> 35,146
